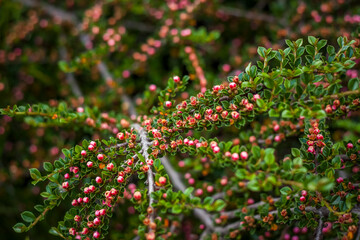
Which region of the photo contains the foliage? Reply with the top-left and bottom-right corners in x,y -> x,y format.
1,0 -> 360,240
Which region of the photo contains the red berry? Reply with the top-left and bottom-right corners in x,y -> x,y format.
300,196 -> 306,202
87,161 -> 93,168
273,124 -> 280,132
165,101 -> 172,108
95,176 -> 102,183
347,143 -> 354,149
97,154 -> 104,161
64,173 -> 70,179
74,215 -> 81,222
231,111 -> 240,119
134,191 -> 142,200
88,144 -> 95,151
229,82 -> 237,89
240,151 -> 248,160
71,199 -> 78,206
93,231 -> 100,239
317,134 -> 324,140
117,176 -> 124,183
253,94 -> 261,101
62,182 -> 69,189
231,153 -> 239,161
301,190 -> 307,197
173,76 -> 180,83
90,141 -> 96,147
274,135 -> 281,142
213,85 -> 221,91
107,163 -> 114,171
81,228 -> 89,235
88,185 -> 95,192
81,150 -> 87,156
336,177 -> 344,183
213,146 -> 220,153
149,84 -> 157,91
117,132 -> 125,140
83,197 -> 89,203
93,217 -> 101,225
159,176 -> 167,185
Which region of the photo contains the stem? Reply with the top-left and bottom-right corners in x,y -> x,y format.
133,124 -> 155,232
314,211 -> 324,240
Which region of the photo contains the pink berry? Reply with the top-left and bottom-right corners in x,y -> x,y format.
89,185 -> 95,192
107,163 -> 114,171
213,146 -> 220,153
300,196 -> 306,202
347,143 -> 354,149
74,215 -> 81,222
97,154 -> 104,161
93,231 -> 100,239
64,173 -> 70,179
273,124 -> 280,132
301,190 -> 307,197
207,185 -> 214,192
240,151 -> 248,160
95,176 -> 102,183
196,188 -> 203,196
83,197 -> 89,203
93,217 -> 100,225
253,94 -> 261,101
71,199 -> 78,206
173,76 -> 180,83
117,176 -> 124,183
317,134 -> 324,140
81,150 -> 87,156
274,135 -> 281,142
220,178 -> 228,186
229,82 -> 237,89
188,178 -> 195,185
336,177 -> 344,183
231,111 -> 240,119
213,85 -> 221,92
81,228 -> 88,235
99,209 -> 106,215
87,161 -> 93,168
88,144 -> 95,151
149,84 -> 157,91
159,176 -> 167,185
62,182 -> 69,189
90,141 -> 96,147
77,197 -> 83,204
134,191 -> 142,200
206,109 -> 213,115
165,101 -> 172,108
231,153 -> 239,161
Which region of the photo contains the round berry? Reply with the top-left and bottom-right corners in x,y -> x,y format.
87,161 -> 93,168
81,150 -> 87,156
95,176 -> 102,184
300,196 -> 306,202
231,153 -> 239,161
117,176 -> 124,183
158,176 -> 167,185
240,151 -> 248,160
93,231 -> 100,239
134,191 -> 142,200
165,101 -> 172,108
173,76 -> 180,83
229,82 -> 237,89
62,182 -> 69,189
97,154 -> 104,161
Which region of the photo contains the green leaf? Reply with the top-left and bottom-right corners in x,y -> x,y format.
21,211 -> 36,223
348,78 -> 359,91
29,168 -> 41,180
13,223 -> 27,233
256,99 -> 265,108
184,187 -> 194,196
171,205 -> 182,214
43,162 -> 54,172
281,110 -> 293,118
308,36 -> 317,45
213,199 -> 226,211
280,186 -> 292,195
291,148 -> 300,157
317,39 -> 327,50
264,148 -> 275,165
49,227 -> 61,236
257,46 -> 266,58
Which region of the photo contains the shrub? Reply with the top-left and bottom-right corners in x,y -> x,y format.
1,1 -> 360,240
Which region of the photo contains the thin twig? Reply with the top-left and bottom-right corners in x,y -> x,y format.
315,211 -> 324,240
133,124 -> 155,232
